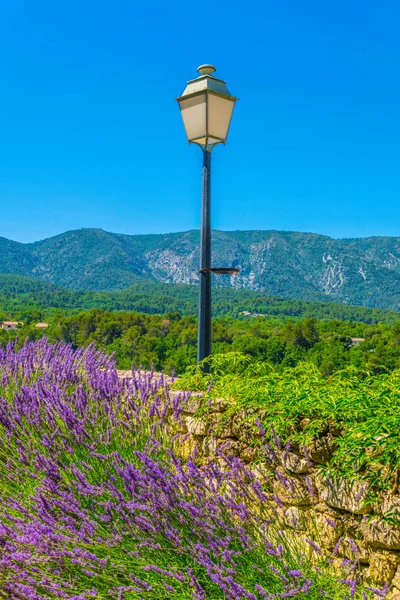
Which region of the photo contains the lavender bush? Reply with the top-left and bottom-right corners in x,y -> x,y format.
0,339 -> 390,599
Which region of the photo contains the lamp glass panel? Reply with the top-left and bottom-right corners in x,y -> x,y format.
207,137 -> 222,145
207,94 -> 235,141
178,93 -> 207,141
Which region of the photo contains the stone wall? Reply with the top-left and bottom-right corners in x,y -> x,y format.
170,392 -> 400,597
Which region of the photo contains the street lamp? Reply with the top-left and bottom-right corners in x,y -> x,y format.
176,64 -> 238,370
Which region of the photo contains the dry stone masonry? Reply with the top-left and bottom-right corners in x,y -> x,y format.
169,389 -> 400,596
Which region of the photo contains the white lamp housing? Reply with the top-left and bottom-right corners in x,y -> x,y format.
176,64 -> 238,149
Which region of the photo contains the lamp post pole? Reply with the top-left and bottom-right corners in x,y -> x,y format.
198,148 -> 212,368
176,64 -> 238,370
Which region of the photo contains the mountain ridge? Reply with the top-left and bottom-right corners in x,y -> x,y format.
1,228 -> 400,310
10,226 -> 400,244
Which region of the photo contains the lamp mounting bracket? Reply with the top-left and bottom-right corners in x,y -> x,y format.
199,268 -> 240,275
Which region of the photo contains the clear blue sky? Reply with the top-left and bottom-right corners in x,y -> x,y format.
1,1 -> 399,243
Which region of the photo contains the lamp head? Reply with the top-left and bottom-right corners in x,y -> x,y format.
176,64 -> 238,150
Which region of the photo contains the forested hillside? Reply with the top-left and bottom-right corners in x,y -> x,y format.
1,228 -> 400,308
1,274 -> 399,324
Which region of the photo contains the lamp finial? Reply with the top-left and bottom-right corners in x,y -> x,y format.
197,64 -> 216,76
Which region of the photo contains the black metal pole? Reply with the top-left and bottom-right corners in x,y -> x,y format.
197,148 -> 212,370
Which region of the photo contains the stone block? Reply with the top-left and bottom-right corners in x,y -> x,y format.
202,436 -> 218,457
392,566 -> 400,592
379,495 -> 400,524
218,439 -> 241,458
207,398 -> 228,413
336,536 -> 371,563
231,418 -> 257,445
174,434 -> 197,460
273,471 -> 314,506
183,397 -> 202,414
280,450 -> 311,474
367,550 -> 399,585
251,462 -> 273,484
186,417 -> 209,436
303,436 -> 336,465
313,512 -> 343,549
331,558 -> 359,581
182,396 -> 228,415
240,444 -> 258,463
284,506 -> 309,531
315,475 -> 372,514
361,517 -> 400,550
388,589 -> 400,600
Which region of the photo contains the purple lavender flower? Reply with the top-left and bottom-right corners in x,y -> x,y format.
0,339 -> 389,599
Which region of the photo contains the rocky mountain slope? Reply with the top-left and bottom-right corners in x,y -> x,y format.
1,228 -> 400,309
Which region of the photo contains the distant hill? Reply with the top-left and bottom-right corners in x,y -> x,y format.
1,228 -> 400,309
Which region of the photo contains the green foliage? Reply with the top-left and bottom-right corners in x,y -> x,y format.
178,352 -> 400,498
1,300 -> 400,376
